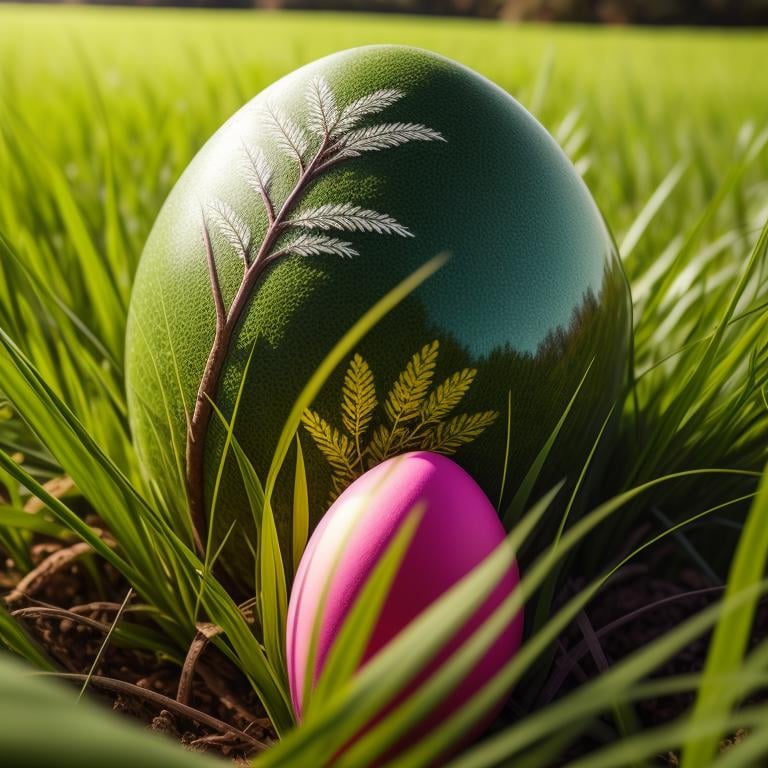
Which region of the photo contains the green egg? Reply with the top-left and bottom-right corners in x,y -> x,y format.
125,45 -> 631,589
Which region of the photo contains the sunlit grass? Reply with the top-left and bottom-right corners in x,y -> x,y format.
0,5 -> 767,767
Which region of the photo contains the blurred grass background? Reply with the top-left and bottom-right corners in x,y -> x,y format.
2,4 -> 766,257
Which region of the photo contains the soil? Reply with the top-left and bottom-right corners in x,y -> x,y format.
3,533 -> 275,762
2,515 -> 762,765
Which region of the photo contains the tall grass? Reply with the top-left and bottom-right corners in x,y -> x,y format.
0,5 -> 767,767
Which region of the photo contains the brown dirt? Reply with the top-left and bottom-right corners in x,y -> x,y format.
3,534 -> 275,762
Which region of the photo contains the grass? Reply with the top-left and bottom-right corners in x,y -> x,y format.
1,4 -> 768,767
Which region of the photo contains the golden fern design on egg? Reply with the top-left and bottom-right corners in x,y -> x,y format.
184,76 -> 446,550
302,340 -> 499,501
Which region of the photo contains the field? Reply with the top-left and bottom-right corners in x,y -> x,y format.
1,4 -> 768,767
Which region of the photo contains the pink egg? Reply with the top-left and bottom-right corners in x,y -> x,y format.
286,451 -> 522,759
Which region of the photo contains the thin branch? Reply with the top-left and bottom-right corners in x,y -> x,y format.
23,475 -> 75,513
68,601 -> 128,614
184,82 -> 445,550
177,622 -> 221,706
575,610 -> 610,675
196,662 -> 272,729
202,216 -> 226,333
11,606 -> 121,633
185,134 -> 330,550
4,542 -> 94,607
37,672 -> 268,751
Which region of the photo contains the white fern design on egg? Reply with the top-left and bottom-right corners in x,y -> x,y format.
184,76 -> 446,550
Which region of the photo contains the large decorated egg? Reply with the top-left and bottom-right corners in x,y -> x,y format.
286,451 -> 522,758
125,45 -> 631,586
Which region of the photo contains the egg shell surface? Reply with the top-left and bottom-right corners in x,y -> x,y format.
286,451 -> 522,751
125,44 -> 631,589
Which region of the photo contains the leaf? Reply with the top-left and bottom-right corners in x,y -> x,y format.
229,433 -> 288,683
300,409 -> 356,479
306,76 -> 338,137
341,353 -> 378,444
335,122 -> 445,160
289,203 -> 413,238
267,104 -> 309,164
426,410 -> 499,454
283,232 -> 358,259
421,368 -> 477,424
0,603 -> 55,671
681,461 -> 768,766
206,198 -> 251,263
332,88 -> 404,136
620,160 -> 688,259
241,141 -> 273,198
501,359 -> 594,531
0,505 -> 69,538
384,339 -> 440,426
292,435 -> 310,578
0,655 -> 220,768
367,424 -> 392,466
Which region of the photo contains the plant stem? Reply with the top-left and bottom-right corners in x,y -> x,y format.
186,135 -> 331,555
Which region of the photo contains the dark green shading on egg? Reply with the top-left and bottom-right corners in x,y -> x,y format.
125,45 -> 631,589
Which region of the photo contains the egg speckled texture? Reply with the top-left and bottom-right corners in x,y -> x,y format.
287,451 -> 522,753
125,45 -> 631,587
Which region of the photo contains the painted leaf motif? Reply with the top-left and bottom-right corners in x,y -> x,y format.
283,233 -> 358,259
302,341 -> 497,502
241,142 -> 273,197
426,411 -> 499,454
267,104 -> 310,163
198,76 -> 449,516
306,77 -> 338,137
289,203 -> 413,238
367,424 -> 392,466
300,410 -> 356,477
341,353 -> 377,441
421,368 -> 477,423
384,340 -> 440,425
335,122 -> 446,160
206,198 -> 251,263
331,88 -> 404,136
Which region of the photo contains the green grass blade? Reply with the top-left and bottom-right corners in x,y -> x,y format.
292,435 -> 309,579
502,359 -> 593,530
0,506 -> 70,538
681,461 -> 768,767
0,603 -> 55,670
629,215 -> 768,486
229,434 -> 288,686
621,160 -> 688,260
444,580 -> 768,768
0,655 -> 219,768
